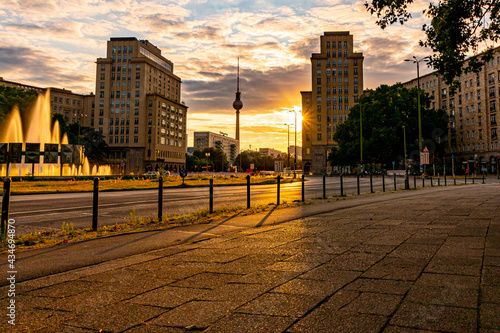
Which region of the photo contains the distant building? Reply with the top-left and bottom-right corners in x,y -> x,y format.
194,131 -> 239,162
259,148 -> 283,159
92,37 -> 188,174
288,145 -> 302,160
0,77 -> 93,126
301,31 -> 364,174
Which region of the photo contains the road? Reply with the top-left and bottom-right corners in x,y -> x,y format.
4,174 -> 483,235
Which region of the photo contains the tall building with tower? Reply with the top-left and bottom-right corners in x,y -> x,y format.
233,59 -> 242,153
92,37 -> 188,174
301,31 -> 364,174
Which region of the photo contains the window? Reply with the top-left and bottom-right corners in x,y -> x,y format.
317,133 -> 322,140
343,41 -> 347,48
316,69 -> 321,76
354,59 -> 358,66
316,60 -> 321,67
326,41 -> 330,48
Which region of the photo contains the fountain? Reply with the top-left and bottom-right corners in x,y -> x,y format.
0,90 -> 111,177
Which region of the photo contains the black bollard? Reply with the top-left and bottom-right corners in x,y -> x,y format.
357,174 -> 360,195
483,174 -> 485,184
414,174 -> 416,189
394,174 -> 397,191
382,173 -> 386,192
370,173 -> 374,193
302,174 -> 305,202
277,175 -> 281,205
438,177 -> 440,186
431,177 -> 434,187
422,177 -> 425,188
473,176 -> 475,184
1,177 -> 11,239
465,174 -> 467,184
454,177 -> 456,185
246,174 -> 250,209
92,177 -> 99,230
444,174 -> 447,186
209,178 -> 214,213
158,176 -> 163,221
340,174 -> 344,196
323,174 -> 326,199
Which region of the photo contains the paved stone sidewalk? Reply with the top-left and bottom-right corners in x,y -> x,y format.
2,184 -> 500,332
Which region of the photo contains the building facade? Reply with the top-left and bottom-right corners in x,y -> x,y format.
259,148 -> 283,158
403,48 -> 500,173
288,145 -> 302,160
194,131 -> 239,162
301,32 -> 364,174
93,37 -> 188,174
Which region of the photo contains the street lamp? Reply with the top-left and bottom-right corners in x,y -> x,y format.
205,152 -> 210,173
285,123 -> 290,172
73,113 -> 85,145
289,109 -> 300,178
359,101 -> 363,174
403,125 -> 408,189
405,56 -> 430,174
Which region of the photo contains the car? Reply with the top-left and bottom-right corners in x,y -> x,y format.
143,171 -> 159,176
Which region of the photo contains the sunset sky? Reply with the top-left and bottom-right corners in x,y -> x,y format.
0,0 -> 438,152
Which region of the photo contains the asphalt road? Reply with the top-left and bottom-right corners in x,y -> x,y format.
4,174 -> 477,236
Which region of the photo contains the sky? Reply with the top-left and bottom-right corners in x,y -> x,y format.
0,0 -> 437,152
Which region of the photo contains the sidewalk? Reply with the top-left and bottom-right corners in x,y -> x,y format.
1,184 -> 499,332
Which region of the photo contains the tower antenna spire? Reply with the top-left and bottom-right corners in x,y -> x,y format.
233,57 -> 243,142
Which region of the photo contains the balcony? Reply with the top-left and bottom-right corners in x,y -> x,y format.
492,120 -> 497,125
492,134 -> 498,140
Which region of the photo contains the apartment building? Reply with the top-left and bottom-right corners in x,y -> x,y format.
403,48 -> 500,173
259,148 -> 283,159
93,37 -> 188,174
193,131 -> 239,162
301,32 -> 364,174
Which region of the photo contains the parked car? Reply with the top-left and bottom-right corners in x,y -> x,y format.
143,171 -> 159,176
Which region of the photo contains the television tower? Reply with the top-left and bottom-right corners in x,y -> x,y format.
233,58 -> 243,141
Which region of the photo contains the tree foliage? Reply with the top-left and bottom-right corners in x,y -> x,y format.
366,0 -> 500,91
0,85 -> 38,124
329,84 -> 447,168
192,147 -> 228,172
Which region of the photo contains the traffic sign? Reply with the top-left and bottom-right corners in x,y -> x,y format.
423,146 -> 429,153
180,169 -> 188,178
421,147 -> 430,165
451,154 -> 455,159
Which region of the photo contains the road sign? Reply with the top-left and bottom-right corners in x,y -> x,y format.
392,161 -> 395,165
423,146 -> 429,153
421,151 -> 430,165
180,169 -> 187,178
451,154 -> 455,159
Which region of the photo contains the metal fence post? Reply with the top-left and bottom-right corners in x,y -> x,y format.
454,177 -> 456,185
209,178 -> 214,213
357,174 -> 360,195
340,174 -> 344,196
323,174 -> 326,199
473,176 -> 475,184
394,174 -> 397,191
465,174 -> 467,184
370,173 -> 374,193
158,176 -> 163,221
92,177 -> 99,230
414,174 -> 416,189
422,177 -> 425,188
444,174 -> 447,186
277,175 -> 281,205
1,177 -> 11,239
302,174 -> 305,202
246,174 -> 250,208
431,177 -> 434,187
382,173 -> 385,192
483,174 -> 485,184
438,177 -> 440,186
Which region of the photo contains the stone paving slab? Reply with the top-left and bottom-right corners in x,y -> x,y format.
1,183 -> 500,332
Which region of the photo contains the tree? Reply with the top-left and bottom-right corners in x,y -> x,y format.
329,83 -> 447,169
0,85 -> 38,125
52,114 -> 109,165
366,0 -> 500,91
193,147 -> 227,172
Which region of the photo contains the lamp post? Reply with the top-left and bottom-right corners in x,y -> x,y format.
205,152 -> 210,173
285,123 -> 290,171
289,109 -> 299,178
360,102 -> 363,174
74,113 -> 85,145
403,125 -> 408,189
405,56 -> 430,174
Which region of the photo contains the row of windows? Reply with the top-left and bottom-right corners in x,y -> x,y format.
112,46 -> 133,54
325,50 -> 349,58
326,41 -> 348,49
317,105 -> 350,111
316,59 -> 354,67
317,86 -> 359,94
317,114 -> 348,122
111,54 -> 132,62
52,97 -> 82,105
